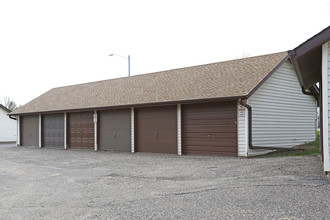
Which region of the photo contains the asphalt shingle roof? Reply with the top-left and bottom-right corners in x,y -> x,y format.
11,51 -> 288,115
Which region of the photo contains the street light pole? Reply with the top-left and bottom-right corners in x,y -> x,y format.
109,53 -> 130,77
128,55 -> 130,77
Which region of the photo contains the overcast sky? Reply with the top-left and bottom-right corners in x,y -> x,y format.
1,0 -> 330,105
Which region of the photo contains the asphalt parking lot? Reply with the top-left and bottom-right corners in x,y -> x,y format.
0,145 -> 329,220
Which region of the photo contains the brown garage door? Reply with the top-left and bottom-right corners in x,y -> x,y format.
68,112 -> 94,149
20,115 -> 39,147
183,102 -> 237,156
99,109 -> 131,151
136,106 -> 177,154
42,114 -> 64,148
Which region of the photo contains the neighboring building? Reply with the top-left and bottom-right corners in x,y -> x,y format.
0,104 -> 17,143
9,51 -> 317,157
289,25 -> 330,175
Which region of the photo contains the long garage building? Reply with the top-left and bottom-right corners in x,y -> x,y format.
9,51 -> 317,157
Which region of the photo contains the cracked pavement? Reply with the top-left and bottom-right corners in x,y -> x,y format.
0,145 -> 329,219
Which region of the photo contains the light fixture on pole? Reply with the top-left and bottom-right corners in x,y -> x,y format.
109,53 -> 130,77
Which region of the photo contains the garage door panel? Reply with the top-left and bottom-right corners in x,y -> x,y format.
136,106 -> 177,154
99,109 -> 131,151
102,121 -> 129,130
136,131 -> 176,142
136,119 -> 159,130
185,125 -> 237,133
185,149 -> 237,156
100,130 -> 130,151
21,115 -> 39,147
137,107 -> 176,117
185,145 -> 237,151
102,141 -> 130,151
183,102 -> 237,156
68,112 -> 94,149
42,114 -> 64,148
185,132 -> 237,138
184,112 -> 236,120
185,119 -> 236,125
184,104 -> 234,112
102,129 -> 130,140
136,118 -> 176,130
185,139 -> 237,147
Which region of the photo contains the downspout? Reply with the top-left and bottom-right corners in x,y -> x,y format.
302,85 -> 320,106
239,98 -> 294,151
9,115 -> 17,120
301,87 -> 314,96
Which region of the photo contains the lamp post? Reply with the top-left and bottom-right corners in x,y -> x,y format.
109,53 -> 130,77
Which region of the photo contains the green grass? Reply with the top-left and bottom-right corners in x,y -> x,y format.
258,130 -> 320,158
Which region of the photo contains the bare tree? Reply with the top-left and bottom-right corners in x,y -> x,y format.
3,96 -> 17,111
239,52 -> 252,58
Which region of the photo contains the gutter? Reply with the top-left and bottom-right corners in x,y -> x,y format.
302,84 -> 319,99
9,95 -> 243,116
303,85 -> 320,107
301,87 -> 314,96
238,98 -> 294,151
9,115 -> 17,120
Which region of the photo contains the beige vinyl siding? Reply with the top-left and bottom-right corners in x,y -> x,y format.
248,61 -> 317,148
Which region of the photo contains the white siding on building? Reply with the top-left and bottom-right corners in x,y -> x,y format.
177,104 -> 182,156
237,102 -> 274,156
64,112 -> 67,149
237,103 -> 248,156
323,41 -> 330,172
0,108 -> 16,142
39,114 -> 42,148
131,107 -> 135,153
248,60 -> 317,148
17,115 -> 20,146
327,41 -> 330,172
94,110 -> 97,151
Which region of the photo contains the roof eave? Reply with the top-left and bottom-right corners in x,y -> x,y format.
290,25 -> 330,88
9,95 -> 247,116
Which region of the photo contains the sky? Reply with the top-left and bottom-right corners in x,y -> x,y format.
1,0 -> 330,106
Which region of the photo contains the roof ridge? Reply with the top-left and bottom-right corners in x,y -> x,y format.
53,51 -> 288,90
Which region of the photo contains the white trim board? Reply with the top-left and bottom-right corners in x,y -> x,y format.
322,42 -> 330,172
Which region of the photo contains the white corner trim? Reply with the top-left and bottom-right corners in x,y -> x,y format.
64,112 -> 67,149
17,115 -> 20,146
94,110 -> 98,152
177,104 -> 182,156
131,107 -> 135,153
322,42 -> 330,171
39,114 -> 42,148
244,104 -> 248,156
237,102 -> 248,157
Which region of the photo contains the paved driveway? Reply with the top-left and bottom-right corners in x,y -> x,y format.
0,145 -> 329,219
